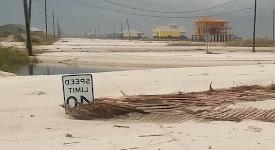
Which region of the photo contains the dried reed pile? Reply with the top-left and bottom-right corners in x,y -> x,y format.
197,106 -> 275,122
63,85 -> 275,122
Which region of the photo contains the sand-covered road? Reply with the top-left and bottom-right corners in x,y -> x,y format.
35,38 -> 275,70
2,38 -> 275,149
1,64 -> 275,149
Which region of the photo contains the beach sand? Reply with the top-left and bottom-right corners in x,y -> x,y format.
1,38 -> 275,149
1,64 -> 275,149
35,38 -> 275,71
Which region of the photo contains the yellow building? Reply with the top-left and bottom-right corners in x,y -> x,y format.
153,24 -> 185,39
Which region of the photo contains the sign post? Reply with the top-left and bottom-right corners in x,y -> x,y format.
62,74 -> 94,108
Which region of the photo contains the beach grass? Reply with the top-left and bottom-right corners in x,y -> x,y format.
0,46 -> 29,71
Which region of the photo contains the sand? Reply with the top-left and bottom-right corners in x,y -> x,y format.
1,38 -> 275,149
35,38 -> 275,71
0,71 -> 16,78
1,64 -> 275,149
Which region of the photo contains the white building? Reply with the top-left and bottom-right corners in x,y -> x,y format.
122,30 -> 144,39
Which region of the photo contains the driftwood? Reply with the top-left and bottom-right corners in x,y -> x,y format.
63,85 -> 275,122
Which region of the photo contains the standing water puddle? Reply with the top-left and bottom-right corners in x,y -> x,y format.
6,63 -> 112,75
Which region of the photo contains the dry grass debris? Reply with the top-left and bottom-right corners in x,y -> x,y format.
63,85 -> 275,123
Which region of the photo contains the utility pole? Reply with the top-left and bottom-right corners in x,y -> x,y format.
273,8 -> 275,40
44,0 -> 48,38
52,11 -> 56,40
252,0 -> 257,52
23,0 -> 33,56
61,27 -> 63,36
57,17 -> 60,39
89,26 -> 92,39
28,0 -> 32,23
120,23 -> 123,39
97,26 -> 100,39
94,27 -> 97,38
113,24 -> 116,39
126,19 -> 131,42
59,20 -> 62,38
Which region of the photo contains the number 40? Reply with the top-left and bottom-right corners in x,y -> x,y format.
66,96 -> 90,107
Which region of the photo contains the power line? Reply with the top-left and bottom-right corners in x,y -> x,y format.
71,0 -> 252,19
102,0 -> 239,14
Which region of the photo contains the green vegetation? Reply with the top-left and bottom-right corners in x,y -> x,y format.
0,46 -> 29,71
224,38 -> 275,47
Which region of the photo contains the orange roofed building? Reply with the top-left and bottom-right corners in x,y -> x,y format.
192,17 -> 234,42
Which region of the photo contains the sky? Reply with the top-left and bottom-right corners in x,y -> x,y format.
0,0 -> 274,38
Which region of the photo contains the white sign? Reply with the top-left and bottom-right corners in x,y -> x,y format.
62,74 -> 94,108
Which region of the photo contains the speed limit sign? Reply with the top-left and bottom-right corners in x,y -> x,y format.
62,74 -> 94,108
